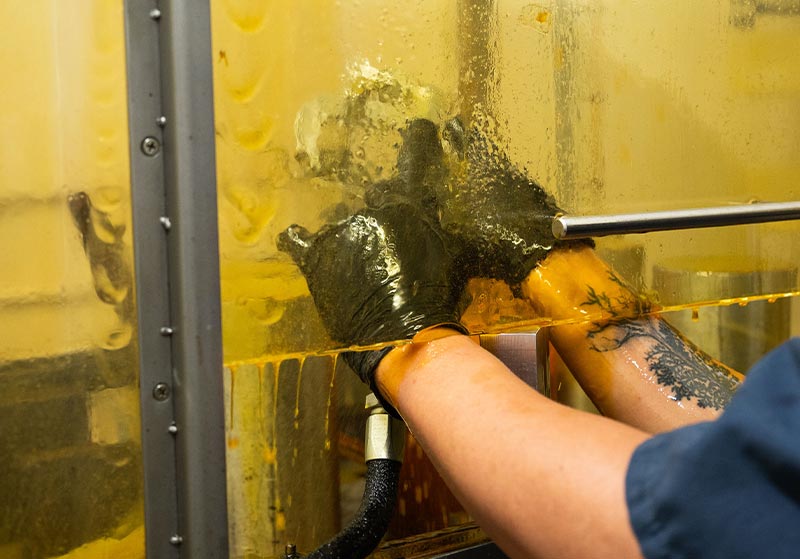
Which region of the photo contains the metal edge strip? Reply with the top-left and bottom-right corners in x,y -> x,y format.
123,1 -> 180,557
158,1 -> 229,557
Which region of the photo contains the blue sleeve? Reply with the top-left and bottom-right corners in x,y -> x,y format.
626,337 -> 800,559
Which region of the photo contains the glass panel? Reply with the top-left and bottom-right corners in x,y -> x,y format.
0,2 -> 144,558
540,0 -> 800,370
543,1 -> 800,323
212,1 -> 800,556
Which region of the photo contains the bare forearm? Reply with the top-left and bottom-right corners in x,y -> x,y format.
376,330 -> 648,559
523,245 -> 743,433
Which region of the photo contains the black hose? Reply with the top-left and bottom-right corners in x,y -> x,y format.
303,458 -> 402,559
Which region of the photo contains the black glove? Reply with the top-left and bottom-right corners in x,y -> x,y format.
364,118 -> 445,219
366,117 -> 591,292
278,202 -> 468,415
437,116 -> 593,291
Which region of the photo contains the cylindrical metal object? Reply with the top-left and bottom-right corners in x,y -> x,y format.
364,394 -> 406,463
552,201 -> 800,240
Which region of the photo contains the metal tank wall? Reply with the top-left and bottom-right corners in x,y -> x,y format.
0,2 -> 144,558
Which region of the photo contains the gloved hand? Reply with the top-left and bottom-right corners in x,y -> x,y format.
364,118 -> 445,218
278,202 -> 468,416
437,116 -> 593,292
366,117 -> 591,293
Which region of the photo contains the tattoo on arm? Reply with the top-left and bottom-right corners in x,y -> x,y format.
581,271 -> 740,410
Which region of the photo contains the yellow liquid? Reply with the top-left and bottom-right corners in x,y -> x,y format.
211,1 -> 800,556
0,2 -> 144,558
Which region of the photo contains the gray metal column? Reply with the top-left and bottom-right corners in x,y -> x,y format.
124,1 -> 228,558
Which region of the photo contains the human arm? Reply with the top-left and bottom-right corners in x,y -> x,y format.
277,191 -> 650,558
521,244 -> 743,433
431,117 -> 741,432
375,328 -> 649,559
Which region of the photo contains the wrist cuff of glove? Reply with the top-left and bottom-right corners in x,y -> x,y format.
343,323 -> 469,420
343,347 -> 401,419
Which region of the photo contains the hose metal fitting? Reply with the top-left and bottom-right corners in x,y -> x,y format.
364,393 -> 406,462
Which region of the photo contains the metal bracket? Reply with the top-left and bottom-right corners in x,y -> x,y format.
478,330 -> 550,395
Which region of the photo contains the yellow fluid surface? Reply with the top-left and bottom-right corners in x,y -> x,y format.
214,0 -> 800,364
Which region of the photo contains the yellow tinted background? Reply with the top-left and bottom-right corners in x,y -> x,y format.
211,1 -> 800,556
0,2 -> 144,558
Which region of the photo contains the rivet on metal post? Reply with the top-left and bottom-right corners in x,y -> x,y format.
169,534 -> 183,546
140,136 -> 161,156
149,8 -> 162,20
168,422 -> 178,435
159,216 -> 172,231
160,326 -> 174,336
152,383 -> 171,402
156,115 -> 167,127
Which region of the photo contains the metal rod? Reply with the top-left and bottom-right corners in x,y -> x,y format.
552,201 -> 800,240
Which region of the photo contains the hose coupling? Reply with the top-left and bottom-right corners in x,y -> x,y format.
364,393 -> 406,462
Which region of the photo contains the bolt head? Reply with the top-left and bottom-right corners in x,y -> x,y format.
152,382 -> 171,401
141,136 -> 161,156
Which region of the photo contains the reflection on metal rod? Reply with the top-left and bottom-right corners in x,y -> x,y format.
552,201 -> 800,240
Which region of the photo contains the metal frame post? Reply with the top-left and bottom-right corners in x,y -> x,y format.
124,1 -> 228,557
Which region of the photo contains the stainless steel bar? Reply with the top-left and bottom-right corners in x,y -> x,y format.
552,201 -> 800,240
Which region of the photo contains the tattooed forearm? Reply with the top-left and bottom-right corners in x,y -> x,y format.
581,272 -> 740,410
581,271 -> 653,318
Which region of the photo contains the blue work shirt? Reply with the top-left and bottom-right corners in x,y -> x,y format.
626,337 -> 800,559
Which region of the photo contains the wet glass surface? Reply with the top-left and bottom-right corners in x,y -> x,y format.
0,2 -> 144,558
210,1 -> 800,556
